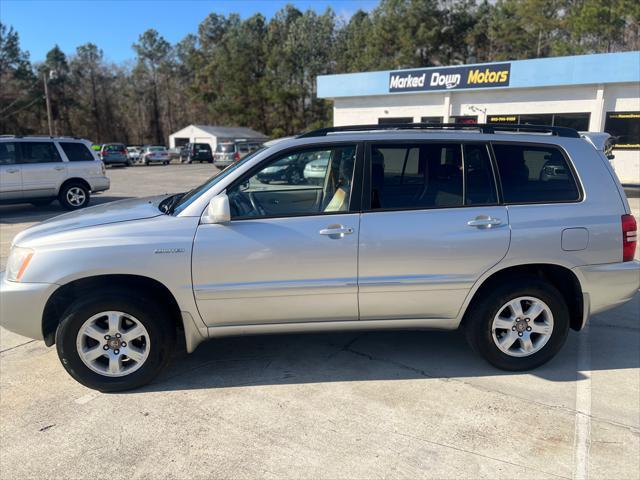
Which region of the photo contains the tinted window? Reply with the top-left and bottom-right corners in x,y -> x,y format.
103,144 -> 125,151
216,143 -> 235,153
0,142 -> 17,165
493,144 -> 579,203
228,145 -> 356,218
60,142 -> 94,162
464,144 -> 497,205
18,142 -> 62,164
371,143 -> 496,210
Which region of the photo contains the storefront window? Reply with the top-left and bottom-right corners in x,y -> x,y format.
605,112 -> 640,149
488,113 -> 590,131
519,114 -> 554,126
452,116 -> 477,124
420,116 -> 443,124
553,113 -> 590,131
378,117 -> 413,125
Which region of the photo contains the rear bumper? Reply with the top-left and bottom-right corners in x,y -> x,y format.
102,157 -> 128,165
0,273 -> 58,340
89,176 -> 110,193
574,260 -> 640,316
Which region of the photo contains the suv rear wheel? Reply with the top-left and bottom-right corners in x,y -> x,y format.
464,278 -> 570,370
58,182 -> 90,210
55,290 -> 175,391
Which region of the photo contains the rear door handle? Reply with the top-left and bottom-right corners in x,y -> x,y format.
319,224 -> 354,238
6,168 -> 19,173
467,216 -> 502,229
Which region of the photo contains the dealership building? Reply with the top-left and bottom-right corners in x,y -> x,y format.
317,51 -> 640,185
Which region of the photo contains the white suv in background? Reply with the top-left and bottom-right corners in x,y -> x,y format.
0,136 -> 110,209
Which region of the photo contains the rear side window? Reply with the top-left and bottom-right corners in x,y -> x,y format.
492,144 -> 580,203
60,142 -> 95,162
18,142 -> 62,164
370,143 -> 496,210
0,142 -> 17,165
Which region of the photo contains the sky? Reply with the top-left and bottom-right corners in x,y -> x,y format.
1,0 -> 378,63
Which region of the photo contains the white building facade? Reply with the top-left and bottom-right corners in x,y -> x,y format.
318,52 -> 640,185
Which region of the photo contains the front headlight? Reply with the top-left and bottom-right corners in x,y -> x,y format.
6,247 -> 34,282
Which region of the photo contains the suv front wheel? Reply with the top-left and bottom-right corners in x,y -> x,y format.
56,290 -> 175,391
58,182 -> 90,210
464,278 -> 570,371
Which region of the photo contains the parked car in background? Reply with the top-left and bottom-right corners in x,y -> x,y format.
303,151 -> 331,185
100,143 -> 130,167
580,132 -> 617,160
126,146 -> 142,163
1,124 -> 637,392
0,135 -> 109,209
180,143 -> 213,164
140,146 -> 170,165
213,141 -> 263,169
168,147 -> 182,161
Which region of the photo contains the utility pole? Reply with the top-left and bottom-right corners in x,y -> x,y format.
43,72 -> 54,136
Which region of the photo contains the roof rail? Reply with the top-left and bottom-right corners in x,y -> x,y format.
297,123 -> 581,138
0,134 -> 86,140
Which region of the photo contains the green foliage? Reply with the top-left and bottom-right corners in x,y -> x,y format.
0,0 -> 637,142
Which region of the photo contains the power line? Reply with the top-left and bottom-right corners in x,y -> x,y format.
3,96 -> 43,118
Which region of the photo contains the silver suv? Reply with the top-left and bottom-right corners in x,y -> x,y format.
0,136 -> 110,209
1,124 -> 638,392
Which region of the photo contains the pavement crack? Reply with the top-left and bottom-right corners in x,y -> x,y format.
393,431 -> 572,479
0,339 -> 37,354
343,345 -> 640,435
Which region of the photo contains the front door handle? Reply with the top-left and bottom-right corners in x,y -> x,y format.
319,224 -> 354,239
53,166 -> 65,171
467,216 -> 502,229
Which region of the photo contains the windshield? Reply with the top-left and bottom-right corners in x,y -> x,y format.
149,146 -> 166,152
171,147 -> 266,215
104,144 -> 125,151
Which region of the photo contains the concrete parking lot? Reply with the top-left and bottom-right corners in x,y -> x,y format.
1,164 -> 638,479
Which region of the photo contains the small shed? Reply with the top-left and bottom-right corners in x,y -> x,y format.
168,125 -> 268,151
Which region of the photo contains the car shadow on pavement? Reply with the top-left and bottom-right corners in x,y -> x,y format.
137,294 -> 639,393
0,196 -> 132,224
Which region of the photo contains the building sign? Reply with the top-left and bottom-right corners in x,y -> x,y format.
488,115 -> 518,124
389,63 -> 511,93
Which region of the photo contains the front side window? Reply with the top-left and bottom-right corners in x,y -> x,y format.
493,144 -> 579,203
0,142 -> 17,165
18,142 -> 62,164
228,145 -> 357,219
370,143 -> 496,210
60,142 -> 95,162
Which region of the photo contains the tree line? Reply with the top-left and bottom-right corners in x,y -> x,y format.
1,0 -> 638,144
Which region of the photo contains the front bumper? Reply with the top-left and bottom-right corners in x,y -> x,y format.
0,274 -> 59,340
574,260 -> 640,316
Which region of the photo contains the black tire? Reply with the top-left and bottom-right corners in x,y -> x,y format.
464,277 -> 570,371
58,182 -> 90,210
55,290 -> 176,392
30,198 -> 54,207
163,161 -> 169,166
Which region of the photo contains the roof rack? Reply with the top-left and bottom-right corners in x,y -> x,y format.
0,134 -> 85,140
297,123 -> 581,139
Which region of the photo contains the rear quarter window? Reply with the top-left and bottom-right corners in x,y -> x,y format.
492,143 -> 580,203
59,142 -> 95,162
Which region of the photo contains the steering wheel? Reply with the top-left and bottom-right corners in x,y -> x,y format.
229,191 -> 266,217
247,192 -> 266,216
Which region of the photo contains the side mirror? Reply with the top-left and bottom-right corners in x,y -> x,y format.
606,153 -> 615,160
203,192 -> 230,224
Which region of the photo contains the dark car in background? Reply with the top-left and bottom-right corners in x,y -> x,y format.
256,152 -> 306,184
180,143 -> 213,164
100,143 -> 130,167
